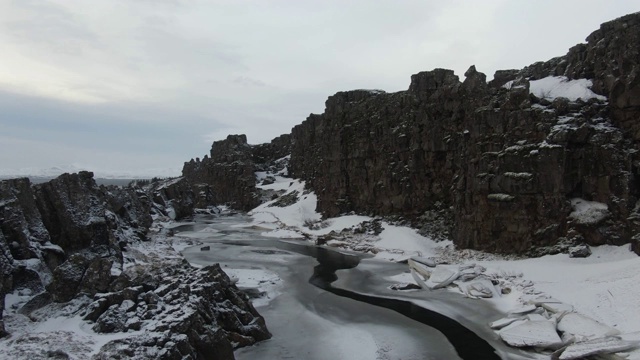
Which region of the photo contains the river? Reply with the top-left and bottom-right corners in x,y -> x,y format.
178,213 -> 533,360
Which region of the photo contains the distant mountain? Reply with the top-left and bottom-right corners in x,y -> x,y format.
0,164 -> 181,180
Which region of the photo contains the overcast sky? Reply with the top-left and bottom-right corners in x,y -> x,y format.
0,0 -> 638,177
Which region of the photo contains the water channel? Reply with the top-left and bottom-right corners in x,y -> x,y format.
177,214 -> 533,360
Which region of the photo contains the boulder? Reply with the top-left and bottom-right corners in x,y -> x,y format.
47,252 -> 113,302
568,244 -> 592,258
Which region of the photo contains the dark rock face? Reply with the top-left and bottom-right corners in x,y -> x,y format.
520,12 -> 640,134
0,232 -> 12,337
34,172 -> 114,252
150,177 -> 198,220
252,134 -> 292,170
0,178 -> 50,260
181,133 -> 292,212
48,251 -> 114,302
89,262 -> 270,360
182,135 -> 261,211
106,186 -> 153,235
282,13 -> 640,254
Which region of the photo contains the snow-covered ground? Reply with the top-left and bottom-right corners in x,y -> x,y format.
246,166 -> 640,359
0,226 -> 201,359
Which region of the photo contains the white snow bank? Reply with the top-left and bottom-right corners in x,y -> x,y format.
529,76 -> 606,101
375,224 -> 452,261
250,176 -> 450,260
478,245 -> 640,335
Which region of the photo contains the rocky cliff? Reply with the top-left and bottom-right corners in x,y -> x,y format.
285,13 -> 640,254
184,13 -> 640,255
0,172 -> 270,359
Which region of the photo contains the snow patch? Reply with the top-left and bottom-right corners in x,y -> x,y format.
529,76 -> 606,101
569,198 -> 609,225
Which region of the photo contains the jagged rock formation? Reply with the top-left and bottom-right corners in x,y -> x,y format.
182,134 -> 291,211
150,177 -> 199,220
89,262 -> 270,360
0,172 -> 147,335
252,134 -> 292,171
0,172 -> 270,358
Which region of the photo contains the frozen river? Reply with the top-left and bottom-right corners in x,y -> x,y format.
178,214 -> 530,360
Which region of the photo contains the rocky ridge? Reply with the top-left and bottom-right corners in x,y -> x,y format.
183,135 -> 262,211
0,172 -> 270,359
183,12 -> 640,255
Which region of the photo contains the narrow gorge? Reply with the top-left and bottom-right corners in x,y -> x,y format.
184,12 -> 640,255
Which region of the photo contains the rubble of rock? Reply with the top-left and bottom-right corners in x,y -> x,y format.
405,256 -> 639,358
86,261 -> 270,359
490,300 -> 639,359
408,257 -> 502,298
0,172 -> 270,359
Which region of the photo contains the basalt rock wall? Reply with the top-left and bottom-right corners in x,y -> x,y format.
183,13 -> 640,254
286,13 -> 640,254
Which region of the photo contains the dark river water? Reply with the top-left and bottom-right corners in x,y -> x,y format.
177,214 -> 532,360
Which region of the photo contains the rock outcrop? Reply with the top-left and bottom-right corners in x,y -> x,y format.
277,13 -> 640,254
150,177 -> 199,220
0,172 -> 270,358
0,232 -> 12,337
182,135 -> 259,211
89,262 -> 270,360
252,134 -> 292,171
182,134 -> 291,211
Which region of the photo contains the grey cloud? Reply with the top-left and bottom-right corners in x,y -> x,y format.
1,1 -> 639,176
233,76 -> 267,87
131,26 -> 248,73
5,0 -> 99,52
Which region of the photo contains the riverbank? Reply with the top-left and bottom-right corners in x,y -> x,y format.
247,172 -> 640,359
